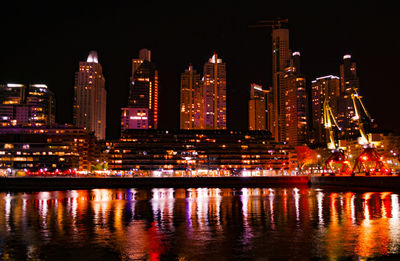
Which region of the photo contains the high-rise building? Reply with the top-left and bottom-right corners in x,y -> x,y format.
248,84 -> 267,130
311,75 -> 340,144
337,54 -> 359,138
0,83 -> 55,127
269,27 -> 290,142
201,53 -> 226,129
178,53 -> 226,130
281,52 -> 307,145
121,48 -> 158,131
73,51 -> 107,140
26,84 -> 56,126
180,65 -> 200,129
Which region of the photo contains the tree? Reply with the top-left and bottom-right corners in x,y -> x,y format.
295,146 -> 318,173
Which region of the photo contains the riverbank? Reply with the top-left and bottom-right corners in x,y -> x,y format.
0,176 -> 309,190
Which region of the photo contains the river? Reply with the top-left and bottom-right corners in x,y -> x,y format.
1,187 -> 400,259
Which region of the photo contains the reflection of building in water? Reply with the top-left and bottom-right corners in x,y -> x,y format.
151,188 -> 174,229
1,189 -> 400,259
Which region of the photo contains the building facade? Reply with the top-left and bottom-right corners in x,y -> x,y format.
180,65 -> 200,129
200,53 -> 227,129
311,75 -> 340,145
122,49 -> 158,131
179,53 -> 226,130
278,52 -> 307,145
108,129 -> 296,175
337,54 -> 359,139
0,125 -> 99,173
248,84 -> 267,130
73,51 -> 107,140
269,27 -> 291,142
0,83 -> 55,127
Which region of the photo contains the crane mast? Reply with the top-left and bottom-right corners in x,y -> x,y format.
350,88 -> 372,145
350,88 -> 391,175
323,98 -> 341,150
322,99 -> 351,175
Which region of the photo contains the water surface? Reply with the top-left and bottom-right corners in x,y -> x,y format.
1,187 -> 400,259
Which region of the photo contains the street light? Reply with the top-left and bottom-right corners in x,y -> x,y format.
317,154 -> 321,174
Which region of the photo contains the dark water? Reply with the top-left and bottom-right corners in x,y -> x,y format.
1,187 -> 400,260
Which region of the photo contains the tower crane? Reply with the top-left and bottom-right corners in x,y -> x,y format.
322,99 -> 352,175
350,88 -> 391,175
248,18 -> 289,29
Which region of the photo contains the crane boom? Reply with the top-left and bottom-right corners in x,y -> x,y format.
248,18 -> 288,29
323,99 -> 341,150
350,88 -> 372,145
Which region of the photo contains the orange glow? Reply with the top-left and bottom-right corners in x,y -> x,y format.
363,192 -> 373,201
154,72 -> 159,127
330,193 -> 339,224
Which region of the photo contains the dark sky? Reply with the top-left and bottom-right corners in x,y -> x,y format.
1,1 -> 399,139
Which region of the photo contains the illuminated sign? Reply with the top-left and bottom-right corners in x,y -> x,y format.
130,116 -> 148,120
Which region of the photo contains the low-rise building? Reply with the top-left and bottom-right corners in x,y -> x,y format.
0,125 -> 99,173
108,129 -> 297,176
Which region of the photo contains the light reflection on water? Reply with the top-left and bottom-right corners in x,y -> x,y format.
1,188 -> 400,259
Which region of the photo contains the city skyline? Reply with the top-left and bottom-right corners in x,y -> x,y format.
1,2 -> 399,139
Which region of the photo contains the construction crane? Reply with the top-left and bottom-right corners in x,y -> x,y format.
350,88 -> 391,175
322,99 -> 352,175
248,18 -> 289,29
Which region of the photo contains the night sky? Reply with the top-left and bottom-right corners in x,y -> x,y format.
1,1 -> 399,139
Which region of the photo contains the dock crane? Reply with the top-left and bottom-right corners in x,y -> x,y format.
350,88 -> 391,175
322,99 -> 352,175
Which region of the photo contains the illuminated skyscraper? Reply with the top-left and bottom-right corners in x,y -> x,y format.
180,65 -> 200,129
26,84 -> 56,126
121,49 -> 158,131
269,27 -> 290,142
73,51 -> 107,140
201,53 -> 226,129
248,84 -> 267,130
337,54 -> 359,138
0,83 -> 55,127
281,52 -> 307,145
311,75 -> 340,144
